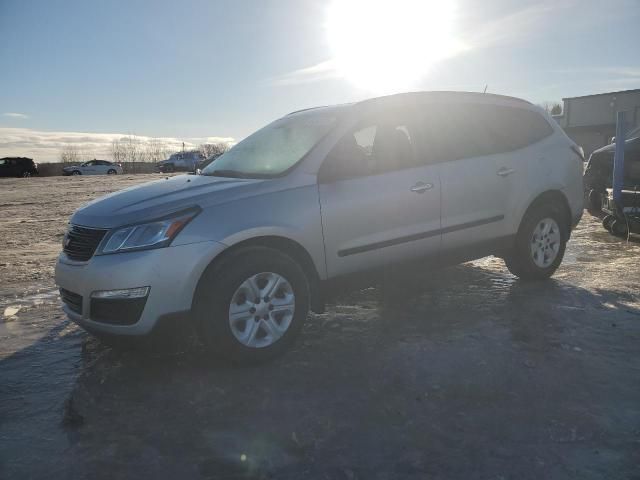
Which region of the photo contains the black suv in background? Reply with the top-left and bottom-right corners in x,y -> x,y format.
0,157 -> 39,177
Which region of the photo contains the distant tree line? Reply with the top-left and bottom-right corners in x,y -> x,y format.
539,101 -> 563,116
59,135 -> 230,169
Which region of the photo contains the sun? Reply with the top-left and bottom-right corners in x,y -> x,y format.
326,0 -> 463,93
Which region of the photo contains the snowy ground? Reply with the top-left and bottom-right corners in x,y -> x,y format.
1,174 -> 639,479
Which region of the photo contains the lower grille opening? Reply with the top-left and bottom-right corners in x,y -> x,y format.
60,288 -> 83,314
90,296 -> 148,326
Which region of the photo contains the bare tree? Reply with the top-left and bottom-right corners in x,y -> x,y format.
60,144 -> 81,164
198,142 -> 229,160
539,101 -> 562,116
144,138 -> 172,163
111,139 -> 126,164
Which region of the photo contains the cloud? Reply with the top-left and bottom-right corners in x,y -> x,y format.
3,112 -> 29,119
268,60 -> 342,86
0,127 -> 235,162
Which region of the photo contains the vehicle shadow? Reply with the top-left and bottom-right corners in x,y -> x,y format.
41,261 -> 640,479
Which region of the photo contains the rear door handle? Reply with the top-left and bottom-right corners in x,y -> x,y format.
410,182 -> 434,193
497,167 -> 515,177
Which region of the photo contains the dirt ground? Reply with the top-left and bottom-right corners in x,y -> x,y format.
1,175 -> 639,480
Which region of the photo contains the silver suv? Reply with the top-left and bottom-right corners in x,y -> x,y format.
55,92 -> 584,362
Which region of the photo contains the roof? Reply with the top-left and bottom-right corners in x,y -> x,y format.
359,90 -> 532,107
562,88 -> 640,101
287,90 -> 532,116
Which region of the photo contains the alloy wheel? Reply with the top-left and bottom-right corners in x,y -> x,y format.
529,217 -> 561,268
228,272 -> 295,348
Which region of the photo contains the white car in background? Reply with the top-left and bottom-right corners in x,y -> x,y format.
63,160 -> 123,176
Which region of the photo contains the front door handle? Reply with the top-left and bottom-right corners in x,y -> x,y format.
410,182 -> 434,193
497,167 -> 516,177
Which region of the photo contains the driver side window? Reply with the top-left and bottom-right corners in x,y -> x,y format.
320,117 -> 418,183
319,125 -> 378,183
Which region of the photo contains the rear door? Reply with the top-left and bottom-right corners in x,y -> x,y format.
97,161 -> 111,174
427,103 -> 513,251
318,108 -> 442,278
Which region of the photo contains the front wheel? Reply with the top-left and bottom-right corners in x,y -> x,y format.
107,169 -> 117,175
504,203 -> 568,281
194,247 -> 309,364
72,170 -> 81,176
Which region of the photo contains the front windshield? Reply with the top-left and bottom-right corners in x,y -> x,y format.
627,125 -> 640,140
203,109 -> 338,178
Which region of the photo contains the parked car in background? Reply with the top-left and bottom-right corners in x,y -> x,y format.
156,151 -> 205,173
62,160 -> 123,176
584,125 -> 640,211
0,157 -> 39,177
55,91 -> 584,363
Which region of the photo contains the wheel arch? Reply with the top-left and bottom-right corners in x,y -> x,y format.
194,235 -> 325,313
519,189 -> 572,236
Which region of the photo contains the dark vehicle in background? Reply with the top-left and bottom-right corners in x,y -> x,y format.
156,151 -> 205,173
0,157 -> 39,177
584,125 -> 640,211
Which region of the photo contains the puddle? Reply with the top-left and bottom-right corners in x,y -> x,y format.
0,287 -> 60,312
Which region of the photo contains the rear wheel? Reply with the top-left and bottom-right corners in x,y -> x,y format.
194,247 -> 309,364
504,203 -> 568,281
21,171 -> 31,178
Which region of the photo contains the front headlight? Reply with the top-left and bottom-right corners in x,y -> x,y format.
98,207 -> 200,255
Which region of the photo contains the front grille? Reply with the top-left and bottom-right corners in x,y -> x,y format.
60,288 -> 83,314
63,225 -> 107,261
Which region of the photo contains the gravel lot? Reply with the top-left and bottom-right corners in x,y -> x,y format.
1,175 -> 639,479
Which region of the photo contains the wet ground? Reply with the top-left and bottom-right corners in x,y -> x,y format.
1,175 -> 639,479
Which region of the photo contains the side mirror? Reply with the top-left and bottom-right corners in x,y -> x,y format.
610,136 -> 615,144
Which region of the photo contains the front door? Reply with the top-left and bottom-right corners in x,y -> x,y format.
318,112 -> 441,278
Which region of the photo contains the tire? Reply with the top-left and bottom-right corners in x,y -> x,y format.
610,218 -> 628,238
587,189 -> 602,212
72,170 -> 81,176
107,169 -> 117,175
22,171 -> 31,178
504,202 -> 568,281
194,247 -> 310,364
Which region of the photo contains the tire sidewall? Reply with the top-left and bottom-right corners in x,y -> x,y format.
514,203 -> 568,278
195,248 -> 310,363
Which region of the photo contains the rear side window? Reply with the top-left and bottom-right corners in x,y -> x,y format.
423,103 -> 554,163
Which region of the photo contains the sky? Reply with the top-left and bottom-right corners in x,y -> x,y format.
1,0 -> 638,162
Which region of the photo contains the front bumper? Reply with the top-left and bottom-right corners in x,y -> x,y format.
55,240 -> 226,335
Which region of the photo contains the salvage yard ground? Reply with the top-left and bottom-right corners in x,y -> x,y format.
1,175 -> 639,479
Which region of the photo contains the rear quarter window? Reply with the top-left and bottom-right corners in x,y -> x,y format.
421,103 -> 554,163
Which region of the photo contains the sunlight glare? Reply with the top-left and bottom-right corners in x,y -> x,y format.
326,0 -> 463,93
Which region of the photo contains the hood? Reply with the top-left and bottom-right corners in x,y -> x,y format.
70,174 -> 265,228
591,136 -> 640,157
